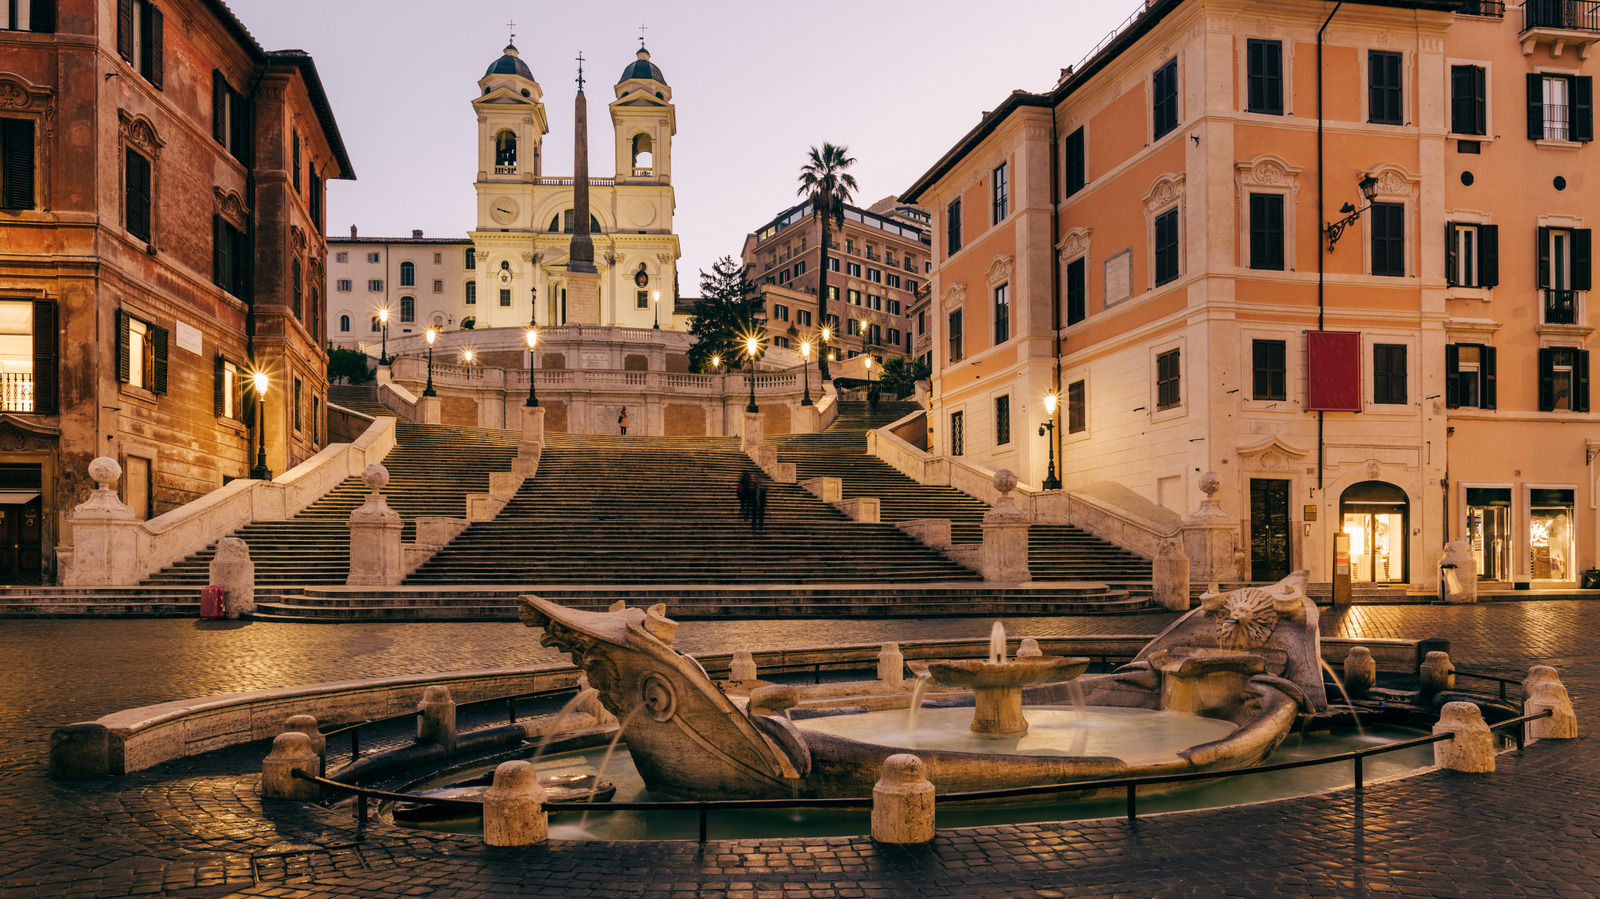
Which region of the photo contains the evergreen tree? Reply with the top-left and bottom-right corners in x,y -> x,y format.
687,256 -> 764,374
326,346 -> 375,384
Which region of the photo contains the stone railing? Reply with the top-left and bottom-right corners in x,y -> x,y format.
1034,490 -> 1180,559
59,416 -> 397,586
392,354 -> 823,402
326,403 -> 375,443
377,377 -> 420,421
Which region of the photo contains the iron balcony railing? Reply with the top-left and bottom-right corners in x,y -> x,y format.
1523,0 -> 1600,31
0,372 -> 34,412
1461,0 -> 1506,16
1544,289 -> 1578,324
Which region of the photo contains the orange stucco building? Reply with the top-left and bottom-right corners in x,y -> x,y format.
905,0 -> 1597,590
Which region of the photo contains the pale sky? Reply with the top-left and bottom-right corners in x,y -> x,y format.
225,0 -> 1145,283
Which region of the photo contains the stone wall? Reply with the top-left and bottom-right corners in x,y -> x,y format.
442,397 -> 479,428
665,403 -> 707,436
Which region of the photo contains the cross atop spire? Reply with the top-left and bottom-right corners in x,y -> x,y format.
575,51 -> 585,91
506,19 -> 515,44
638,22 -> 648,46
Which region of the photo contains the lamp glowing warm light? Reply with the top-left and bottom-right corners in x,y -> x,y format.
426,328 -> 436,346
801,341 -> 811,359
864,356 -> 872,370
377,307 -> 389,324
821,326 -> 831,343
252,371 -> 268,396
526,329 -> 537,349
712,354 -> 721,369
462,350 -> 474,364
745,336 -> 758,356
1044,392 -> 1058,415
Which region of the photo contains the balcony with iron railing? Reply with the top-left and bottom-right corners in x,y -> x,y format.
1543,288 -> 1578,325
0,372 -> 33,412
1520,1 -> 1600,56
1461,0 -> 1506,16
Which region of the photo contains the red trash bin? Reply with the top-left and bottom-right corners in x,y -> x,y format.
200,586 -> 226,619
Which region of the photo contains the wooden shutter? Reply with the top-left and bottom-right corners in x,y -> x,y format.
31,299 -> 56,414
212,71 -> 227,143
1444,343 -> 1460,408
1572,228 -> 1592,290
231,93 -> 252,165
1480,224 -> 1499,288
213,355 -> 225,416
1537,226 -> 1552,288
117,0 -> 133,61
1,118 -> 34,210
1577,350 -> 1591,413
212,214 -> 225,287
146,4 -> 163,88
1575,76 -> 1594,143
1445,223 -> 1460,286
29,0 -> 55,32
1528,74 -> 1545,140
150,324 -> 168,394
1481,346 -> 1496,410
1538,347 -> 1554,411
116,309 -> 131,383
125,149 -> 150,242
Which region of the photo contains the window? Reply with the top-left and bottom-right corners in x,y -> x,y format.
867,294 -> 882,312
1154,208 -> 1180,286
309,166 -> 322,226
1445,344 -> 1496,409
1065,257 -> 1087,326
1538,226 -> 1591,324
1252,340 -> 1286,401
367,252 -> 380,263
1374,344 -> 1407,405
847,262 -> 862,278
1368,51 -> 1403,125
948,310 -> 964,362
1370,202 -> 1405,277
465,248 -> 476,269
1528,74 -> 1594,142
335,252 -> 348,263
794,260 -> 806,276
848,289 -> 861,306
1067,380 -> 1086,433
797,309 -> 811,327
293,377 -> 302,432
291,129 -> 300,192
1451,65 -> 1487,135
370,315 -> 380,332
1249,193 -> 1285,271
1247,40 -> 1283,115
433,253 -> 441,265
907,279 -> 919,293
400,262 -> 415,287
993,283 -> 1010,344
291,258 -> 303,316
1,117 -> 35,211
214,357 -> 238,419
888,327 -> 901,346
1447,223 -> 1499,288
213,216 -> 248,297
992,162 -> 1009,223
1156,348 -> 1181,410
0,299 -> 57,413
888,299 -> 901,315
117,0 -> 164,87
828,257 -> 840,272
773,304 -> 789,322
995,395 -> 1011,445
827,286 -> 839,302
465,281 -> 477,305
2,0 -> 55,31
312,395 -> 320,445
499,289 -> 511,307
433,280 -> 443,294
1153,58 -> 1179,139
887,274 -> 901,289
117,309 -> 167,393
399,296 -> 414,322
773,336 -> 790,349
1064,126 -> 1086,197
367,279 -> 383,292
636,290 -> 649,310
338,314 -> 350,332
946,198 -> 962,256
950,410 -> 965,456
124,147 -> 152,243
867,268 -> 881,284
1539,347 -> 1590,412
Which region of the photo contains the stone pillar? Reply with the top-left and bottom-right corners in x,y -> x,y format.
1440,540 -> 1477,603
1419,651 -> 1455,698
1342,646 -> 1377,698
740,411 -> 764,452
871,754 -> 935,845
878,642 -> 905,686
520,405 -> 546,445
262,732 -> 321,800
59,458 -> 142,587
482,760 -> 548,846
1526,680 -> 1578,740
418,394 -> 441,425
417,685 -> 457,752
729,650 -> 758,683
1153,537 -> 1191,611
1432,701 -> 1495,773
1182,472 -> 1238,584
980,470 -> 1029,583
284,715 -> 326,773
796,403 -> 820,434
347,464 -> 403,586
209,537 -> 255,619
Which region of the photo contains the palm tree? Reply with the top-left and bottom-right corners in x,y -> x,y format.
797,143 -> 858,381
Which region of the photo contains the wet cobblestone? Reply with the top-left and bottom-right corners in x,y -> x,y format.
0,604 -> 1595,897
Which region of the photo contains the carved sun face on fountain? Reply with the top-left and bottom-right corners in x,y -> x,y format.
1215,588 -> 1279,648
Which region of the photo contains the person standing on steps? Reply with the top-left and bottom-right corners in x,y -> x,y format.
752,478 -> 768,532
736,471 -> 754,523
618,407 -> 629,436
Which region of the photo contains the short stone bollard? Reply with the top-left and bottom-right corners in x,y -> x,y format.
262,732 -> 321,800
871,753 -> 935,845
210,537 -> 255,618
1523,665 -> 1563,698
878,642 -> 905,687
1419,651 -> 1455,698
1526,680 -> 1579,740
1432,701 -> 1495,773
482,760 -> 548,846
284,715 -> 326,773
729,650 -> 758,683
1342,646 -> 1377,698
417,685 -> 457,753
1015,638 -> 1042,658
1152,537 -> 1191,612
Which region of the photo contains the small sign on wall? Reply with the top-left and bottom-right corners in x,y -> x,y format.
582,352 -> 609,369
1304,505 -> 1317,521
174,321 -> 203,356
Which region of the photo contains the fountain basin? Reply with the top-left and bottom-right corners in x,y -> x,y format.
927,655 -> 1091,735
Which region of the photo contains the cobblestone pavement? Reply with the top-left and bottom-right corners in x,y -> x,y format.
0,603 -> 1596,898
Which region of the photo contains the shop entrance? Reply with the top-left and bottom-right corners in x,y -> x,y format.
1249,478 -> 1291,582
1529,488 -> 1576,582
1466,488 -> 1512,582
0,464 -> 43,584
1340,481 -> 1409,584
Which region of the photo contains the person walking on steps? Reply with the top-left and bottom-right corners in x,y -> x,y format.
751,479 -> 768,532
618,407 -> 629,436
736,471 -> 754,523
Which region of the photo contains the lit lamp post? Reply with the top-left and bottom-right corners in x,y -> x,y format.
652,290 -> 661,329
377,307 -> 390,365
422,327 -> 437,397
1325,173 -> 1381,252
250,370 -> 271,481
864,354 -> 873,385
799,340 -> 813,407
744,335 -> 760,413
462,349 -> 474,366
1038,391 -> 1061,490
525,328 -> 539,407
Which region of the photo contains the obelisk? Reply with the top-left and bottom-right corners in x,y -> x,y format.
565,52 -> 601,323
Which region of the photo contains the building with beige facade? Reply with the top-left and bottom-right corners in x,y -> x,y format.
904,0 -> 1597,590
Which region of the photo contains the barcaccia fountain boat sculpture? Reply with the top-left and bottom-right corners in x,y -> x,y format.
519,571 -> 1325,800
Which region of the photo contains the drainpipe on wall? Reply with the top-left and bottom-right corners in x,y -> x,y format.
1316,2 -> 1342,495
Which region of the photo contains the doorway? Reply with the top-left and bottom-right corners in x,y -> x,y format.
1249,479 -> 1291,582
0,463 -> 43,584
1465,487 -> 1512,582
1340,480 -> 1409,584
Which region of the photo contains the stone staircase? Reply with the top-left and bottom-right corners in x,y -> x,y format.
769,402 -> 1154,588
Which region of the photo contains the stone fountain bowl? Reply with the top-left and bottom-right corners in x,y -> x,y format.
928,655 -> 1091,689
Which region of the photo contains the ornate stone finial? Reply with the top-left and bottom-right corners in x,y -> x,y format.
993,469 -> 1018,494
88,457 -> 121,491
214,536 -> 250,562
984,469 -> 1028,525
362,464 -> 389,493
1199,471 -> 1221,497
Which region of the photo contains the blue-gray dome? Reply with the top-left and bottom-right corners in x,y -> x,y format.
618,47 -> 666,85
485,44 -> 534,80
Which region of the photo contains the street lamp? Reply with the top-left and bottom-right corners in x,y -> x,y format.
1038,391 -> 1061,490
377,307 -> 390,365
525,328 -> 539,407
744,334 -> 760,413
423,327 -> 437,396
652,290 -> 661,329
799,340 -> 813,407
462,349 -> 474,365
530,286 -> 537,327
250,370 -> 272,481
1325,173 -> 1381,252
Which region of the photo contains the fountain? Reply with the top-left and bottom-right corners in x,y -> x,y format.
520,571 -> 1326,799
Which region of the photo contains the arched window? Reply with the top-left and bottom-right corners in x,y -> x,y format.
400,296 -> 415,322
495,130 -> 517,172
339,314 -> 350,332
547,210 -> 604,234
399,261 -> 415,287
370,315 -> 381,332
631,133 -> 654,175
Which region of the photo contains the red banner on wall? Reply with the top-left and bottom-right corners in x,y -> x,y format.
1306,330 -> 1362,412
